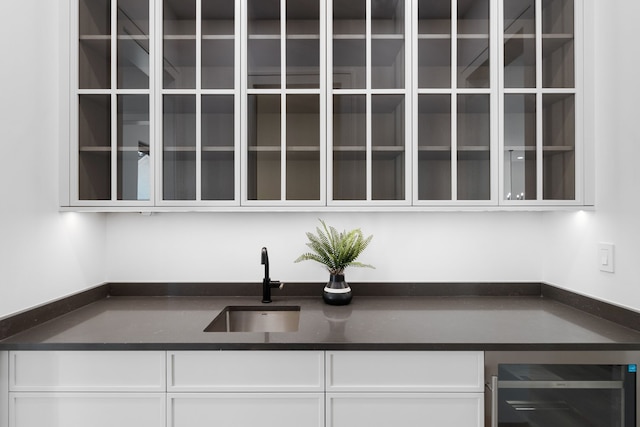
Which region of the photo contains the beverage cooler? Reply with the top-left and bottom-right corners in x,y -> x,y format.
485,351 -> 640,427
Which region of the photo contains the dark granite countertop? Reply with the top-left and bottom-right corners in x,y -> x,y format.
2,291 -> 640,350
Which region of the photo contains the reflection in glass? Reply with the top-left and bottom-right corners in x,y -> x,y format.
333,0 -> 366,89
458,0 -> 489,88
504,0 -> 535,88
287,0 -> 320,88
248,0 -> 281,89
457,94 -> 490,200
372,95 -> 405,200
286,95 -> 320,200
504,94 -> 536,200
542,0 -> 574,88
333,95 -> 366,200
163,0 -> 196,89
202,95 -> 235,200
248,95 -> 281,200
543,94 -> 575,199
117,95 -> 150,200
163,95 -> 196,200
418,94 -> 451,200
458,38 -> 490,88
79,0 -> 111,89
118,0 -> 149,89
79,95 -> 111,200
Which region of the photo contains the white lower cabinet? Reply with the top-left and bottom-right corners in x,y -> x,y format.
326,351 -> 485,427
1,350 -> 485,427
7,351 -> 166,427
167,351 -> 325,427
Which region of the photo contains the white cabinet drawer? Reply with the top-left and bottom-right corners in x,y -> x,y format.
169,393 -> 324,427
168,351 -> 324,392
326,393 -> 484,427
326,351 -> 484,392
10,393 -> 165,427
9,351 -> 166,392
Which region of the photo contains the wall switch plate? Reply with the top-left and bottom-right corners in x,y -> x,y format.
598,243 -> 615,273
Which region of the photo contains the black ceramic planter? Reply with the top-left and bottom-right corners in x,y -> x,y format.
323,274 -> 352,305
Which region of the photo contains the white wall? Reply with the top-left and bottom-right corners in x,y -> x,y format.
4,0 -> 638,319
0,1 -> 106,318
542,0 -> 640,312
106,211 -> 543,284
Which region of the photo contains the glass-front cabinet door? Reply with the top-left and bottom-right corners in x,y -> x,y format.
501,0 -> 578,204
414,0 -> 496,205
69,0 -> 583,209
161,0 -> 240,205
243,0 -> 325,205
329,0 -> 410,204
75,0 -> 152,204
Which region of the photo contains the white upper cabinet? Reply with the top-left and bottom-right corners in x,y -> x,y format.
500,0 -> 581,205
64,0 -> 584,210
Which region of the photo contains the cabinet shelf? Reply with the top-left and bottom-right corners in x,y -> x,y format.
202,146 -> 234,152
457,34 -> 490,39
418,34 -> 452,40
164,35 -> 196,40
202,34 -> 235,40
164,146 -> 196,152
80,34 -> 110,40
419,146 -> 451,161
80,146 -> 111,152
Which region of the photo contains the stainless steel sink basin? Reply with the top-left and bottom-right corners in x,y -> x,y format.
204,306 -> 301,333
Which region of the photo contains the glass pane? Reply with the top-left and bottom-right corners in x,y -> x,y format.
418,0 -> 451,88
504,0 -> 535,88
248,0 -> 281,89
202,0 -> 235,89
286,95 -> 320,200
163,0 -> 196,89
372,40 -> 404,89
372,95 -> 405,200
458,0 -> 490,88
333,0 -> 366,89
248,95 -> 281,200
333,95 -> 366,200
117,0 -> 149,89
504,94 -> 536,201
79,0 -> 111,89
457,94 -> 490,200
287,0 -> 320,88
543,94 -> 574,199
372,0 -> 405,88
117,95 -> 149,200
202,95 -> 235,200
79,95 -> 111,200
418,39 -> 450,88
418,94 -> 451,200
542,0 -> 574,88
163,95 -> 196,200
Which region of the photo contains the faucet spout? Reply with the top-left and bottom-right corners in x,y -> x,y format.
261,247 -> 282,303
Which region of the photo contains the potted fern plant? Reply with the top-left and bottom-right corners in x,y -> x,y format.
295,219 -> 374,305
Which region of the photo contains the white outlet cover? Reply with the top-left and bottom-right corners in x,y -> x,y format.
598,243 -> 615,273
